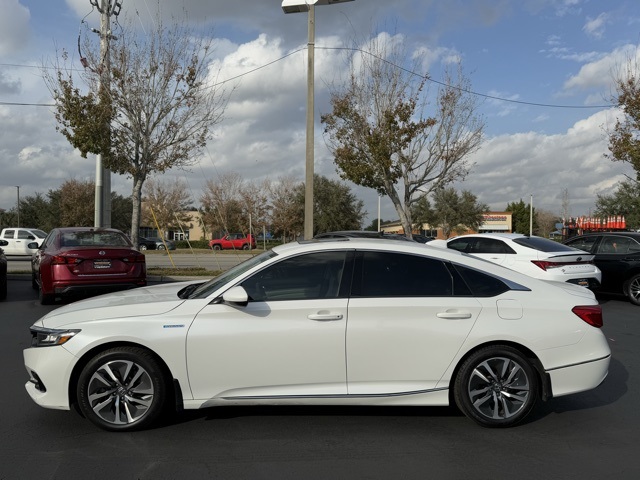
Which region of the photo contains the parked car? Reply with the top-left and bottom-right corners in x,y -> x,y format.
0,239 -> 7,301
0,227 -> 47,256
209,233 -> 256,250
438,233 -> 602,288
23,238 -> 610,431
149,237 -> 176,251
30,227 -> 147,305
137,237 -> 158,251
564,232 -> 640,305
314,230 -> 417,242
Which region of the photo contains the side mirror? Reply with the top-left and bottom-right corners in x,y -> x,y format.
221,286 -> 249,307
27,242 -> 39,249
0,239 -> 8,247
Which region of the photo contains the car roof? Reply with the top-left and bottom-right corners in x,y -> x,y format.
567,231 -> 640,239
271,237 -> 539,286
55,227 -> 125,234
450,233 -> 529,240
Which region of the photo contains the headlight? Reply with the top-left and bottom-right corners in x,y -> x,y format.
30,326 -> 81,347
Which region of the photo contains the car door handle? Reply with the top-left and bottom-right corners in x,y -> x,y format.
437,311 -> 473,320
308,313 -> 344,321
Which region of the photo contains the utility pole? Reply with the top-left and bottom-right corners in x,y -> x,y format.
15,186 -> 20,227
90,0 -> 121,228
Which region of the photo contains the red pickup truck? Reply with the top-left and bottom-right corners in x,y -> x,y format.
209,233 -> 256,250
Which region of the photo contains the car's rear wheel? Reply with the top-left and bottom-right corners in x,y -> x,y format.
77,347 -> 168,432
212,244 -> 221,251
626,274 -> 640,306
454,345 -> 538,427
242,244 -> 250,250
38,282 -> 55,305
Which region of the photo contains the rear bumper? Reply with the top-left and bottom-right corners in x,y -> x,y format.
548,354 -> 610,397
566,277 -> 601,289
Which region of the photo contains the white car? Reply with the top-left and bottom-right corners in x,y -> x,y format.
24,238 -> 610,431
441,233 -> 602,288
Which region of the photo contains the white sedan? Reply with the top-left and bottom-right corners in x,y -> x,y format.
437,233 -> 602,288
24,238 -> 610,431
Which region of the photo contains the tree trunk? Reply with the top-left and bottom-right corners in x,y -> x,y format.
131,176 -> 144,248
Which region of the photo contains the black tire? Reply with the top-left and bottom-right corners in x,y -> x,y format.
0,275 -> 6,301
626,274 -> 640,306
157,245 -> 166,250
31,272 -> 38,290
454,345 -> 538,428
138,244 -> 148,251
212,244 -> 221,251
77,346 -> 169,432
242,244 -> 250,250
38,283 -> 55,305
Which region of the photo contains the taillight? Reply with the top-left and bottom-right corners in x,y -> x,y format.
51,255 -> 82,265
572,305 -> 603,328
531,260 -> 593,271
122,255 -> 146,263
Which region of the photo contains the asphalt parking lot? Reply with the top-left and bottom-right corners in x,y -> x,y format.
1,278 -> 639,480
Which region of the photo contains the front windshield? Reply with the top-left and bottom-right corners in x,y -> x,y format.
189,250 -> 277,299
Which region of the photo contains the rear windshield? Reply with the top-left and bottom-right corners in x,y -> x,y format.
513,236 -> 580,253
61,231 -> 131,247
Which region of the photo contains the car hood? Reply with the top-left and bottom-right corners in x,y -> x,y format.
36,281 -> 197,328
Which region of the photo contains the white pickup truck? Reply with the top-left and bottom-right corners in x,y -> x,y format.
0,227 -> 47,256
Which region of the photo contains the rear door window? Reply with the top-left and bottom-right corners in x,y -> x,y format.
513,236 -> 577,252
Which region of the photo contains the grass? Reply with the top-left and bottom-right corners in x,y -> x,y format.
146,267 -> 221,277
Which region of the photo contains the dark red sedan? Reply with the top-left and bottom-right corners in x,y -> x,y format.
31,227 -> 146,304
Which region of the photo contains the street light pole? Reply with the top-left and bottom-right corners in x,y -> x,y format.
282,0 -> 355,240
90,0 -> 121,228
304,4 -> 315,240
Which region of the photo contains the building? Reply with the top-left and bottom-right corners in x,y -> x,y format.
380,212 -> 513,239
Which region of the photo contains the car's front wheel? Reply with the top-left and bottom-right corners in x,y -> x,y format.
454,345 -> 538,427
212,244 -> 221,251
138,244 -> 147,251
626,274 -> 640,306
77,347 -> 169,431
157,244 -> 166,250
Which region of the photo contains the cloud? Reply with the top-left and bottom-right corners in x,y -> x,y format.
0,0 -> 31,56
583,12 -> 609,39
563,44 -> 640,91
458,108 -> 629,215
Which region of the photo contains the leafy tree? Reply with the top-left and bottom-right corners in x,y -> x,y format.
414,188 -> 488,238
13,193 -> 55,231
607,55 -> 640,180
595,180 -> 640,229
142,178 -> 193,237
321,34 -> 484,238
296,175 -> 366,235
506,199 -> 537,234
7,180 -> 131,232
44,11 -> 229,248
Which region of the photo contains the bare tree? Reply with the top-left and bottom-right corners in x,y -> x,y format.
322,33 -> 484,237
200,172 -> 246,236
269,175 -> 303,241
44,10 -> 230,247
142,178 -> 193,238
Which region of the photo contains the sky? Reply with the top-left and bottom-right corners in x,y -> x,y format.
1,0 -> 639,227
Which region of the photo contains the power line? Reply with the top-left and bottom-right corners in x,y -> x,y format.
0,45 -> 615,110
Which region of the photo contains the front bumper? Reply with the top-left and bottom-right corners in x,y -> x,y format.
23,345 -> 77,410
